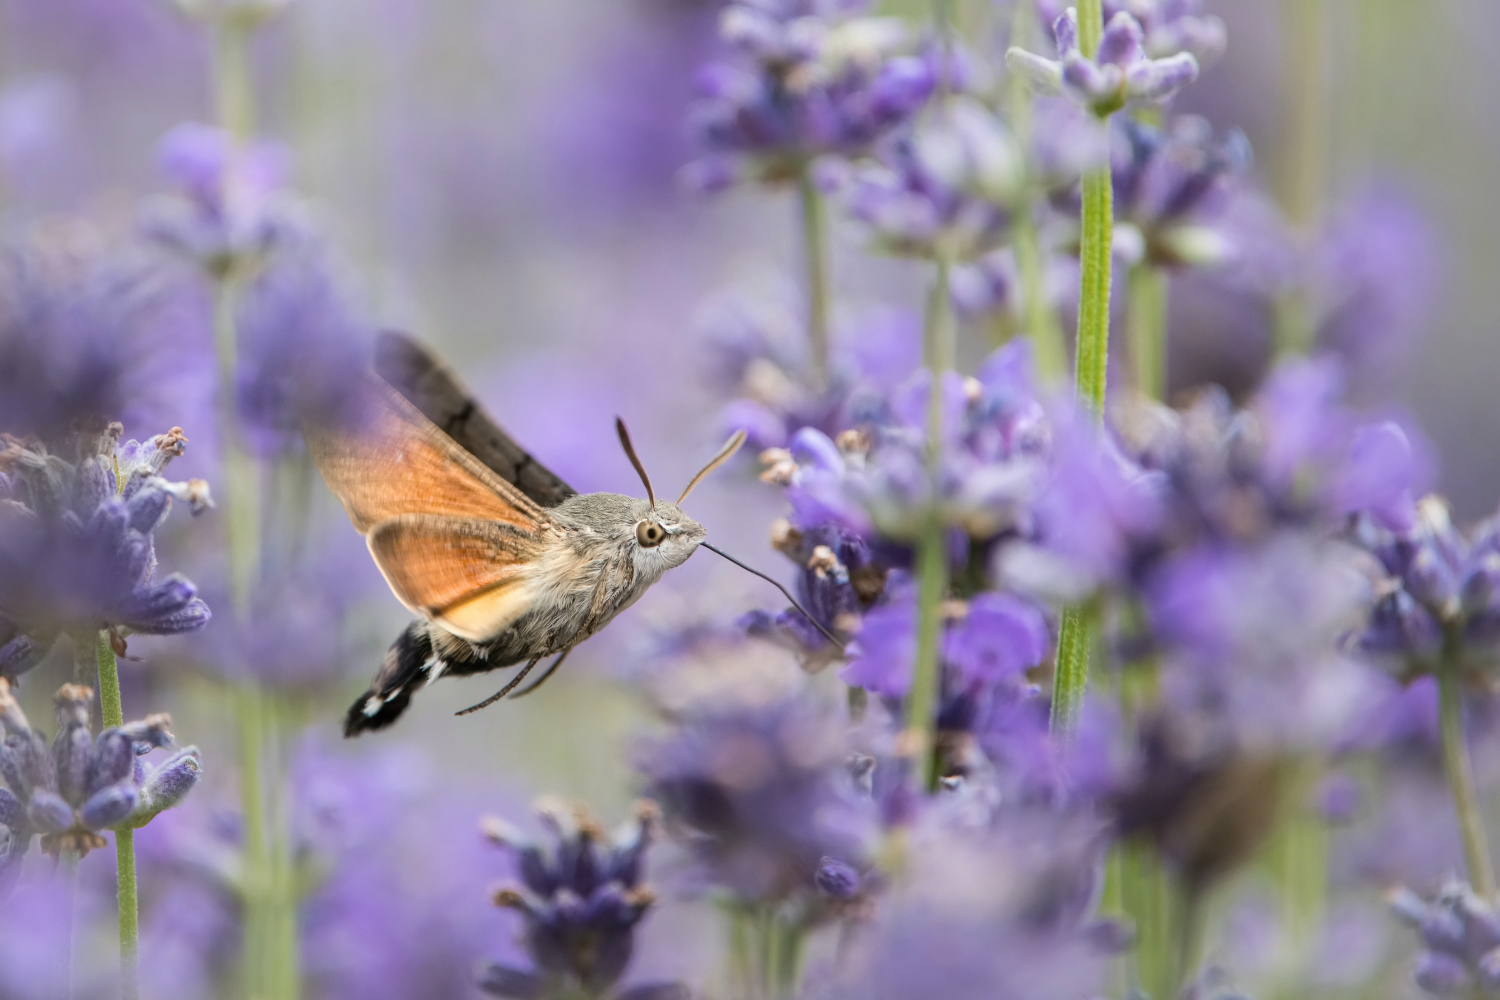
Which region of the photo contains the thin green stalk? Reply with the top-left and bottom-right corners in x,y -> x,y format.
1174,885 -> 1204,997
1269,759 -> 1328,948
1048,603 -> 1095,736
1439,629 -> 1496,897
1076,0 -> 1105,57
1050,0 -> 1114,738
905,258 -> 955,790
96,633 -> 140,1000
212,280 -> 261,616
266,694 -> 300,999
1123,840 -> 1176,1000
210,12 -> 302,995
238,685 -> 270,997
62,849 -> 79,1000
1127,263 -> 1168,400
772,919 -> 805,998
212,19 -> 256,141
1074,165 -> 1114,418
727,904 -> 753,1000
1272,0 -> 1325,358
797,168 -> 832,389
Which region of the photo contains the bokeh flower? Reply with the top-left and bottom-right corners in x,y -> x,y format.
1007,9 -> 1200,118
477,799 -> 686,1000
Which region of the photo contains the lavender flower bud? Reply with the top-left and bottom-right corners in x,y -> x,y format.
474,963 -> 543,1000
815,856 -> 861,899
1413,951 -> 1469,995
131,746 -> 203,824
85,733 -> 135,808
52,725 -> 91,806
1389,886 -> 1433,927
1097,12 -> 1146,68
0,787 -> 22,829
1420,909 -> 1468,955
27,789 -> 71,834
1478,948 -> 1500,993
80,781 -> 138,830
119,713 -> 175,754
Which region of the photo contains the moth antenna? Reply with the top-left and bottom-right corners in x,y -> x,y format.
677,430 -> 748,506
701,542 -> 845,650
615,417 -> 656,510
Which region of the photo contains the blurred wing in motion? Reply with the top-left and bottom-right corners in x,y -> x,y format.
367,515 -> 540,642
374,330 -> 578,508
305,374 -> 551,641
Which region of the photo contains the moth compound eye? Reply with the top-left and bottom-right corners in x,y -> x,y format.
636,520 -> 665,548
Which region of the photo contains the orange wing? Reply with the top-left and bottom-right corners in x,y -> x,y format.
306,376 -> 552,642
305,377 -> 547,534
366,515 -> 540,641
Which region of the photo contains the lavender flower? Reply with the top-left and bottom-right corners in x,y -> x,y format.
638,691 -> 873,906
1110,115 -> 1252,269
144,122 -> 299,276
0,680 -> 198,876
477,800 -> 686,1000
1035,0 -> 1228,63
0,239 -> 185,448
1348,494 -> 1500,676
683,1 -> 930,189
231,241 -> 375,456
1007,9 -> 1200,117
1311,186 -> 1440,392
1389,881 -> 1500,997
833,96 -> 1020,260
0,426 -> 211,671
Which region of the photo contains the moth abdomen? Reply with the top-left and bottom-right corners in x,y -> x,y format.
344,620 -> 436,737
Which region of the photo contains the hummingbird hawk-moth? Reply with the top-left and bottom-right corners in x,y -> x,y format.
306,332 -> 747,736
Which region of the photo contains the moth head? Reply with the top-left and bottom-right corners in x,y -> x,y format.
615,418 -> 745,567
628,499 -> 705,569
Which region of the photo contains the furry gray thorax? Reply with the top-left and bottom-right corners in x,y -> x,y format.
428,492 -> 706,669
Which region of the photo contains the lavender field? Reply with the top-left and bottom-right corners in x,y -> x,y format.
2,1 -> 1500,998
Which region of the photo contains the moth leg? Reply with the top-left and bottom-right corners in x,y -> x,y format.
454,656 -> 541,716
508,648 -> 572,700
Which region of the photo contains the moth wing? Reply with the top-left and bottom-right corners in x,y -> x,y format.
305,375 -> 548,535
374,331 -> 578,508
366,515 -> 540,642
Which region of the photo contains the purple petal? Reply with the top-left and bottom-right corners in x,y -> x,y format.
27,790 -> 72,834
1124,53 -> 1199,102
81,781 -> 138,830
1096,12 -> 1145,68
1004,49 -> 1064,96
89,729 -> 134,790
1052,9 -> 1079,56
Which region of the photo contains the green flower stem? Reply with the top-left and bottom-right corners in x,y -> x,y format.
1121,839 -> 1176,1000
1048,602 -> 1095,736
1439,628 -> 1496,898
266,694 -> 300,1000
905,257 -> 955,790
1271,0 -> 1326,358
210,16 -> 304,990
1127,262 -> 1168,400
96,632 -> 140,1000
1266,758 -> 1328,958
62,848 -> 79,1000
212,279 -> 261,616
1077,0 -> 1105,58
1074,165 -> 1115,419
212,18 -> 256,142
797,167 -> 832,389
1049,0 -> 1114,739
